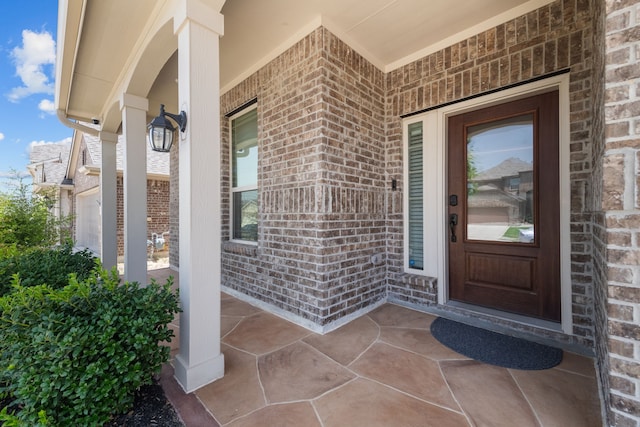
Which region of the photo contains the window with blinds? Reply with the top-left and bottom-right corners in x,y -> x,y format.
407,122 -> 424,270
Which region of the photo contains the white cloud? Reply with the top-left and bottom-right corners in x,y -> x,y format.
28,137 -> 72,151
7,30 -> 56,102
38,99 -> 56,115
0,133 -> 4,141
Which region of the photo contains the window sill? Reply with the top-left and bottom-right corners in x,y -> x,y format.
223,241 -> 258,257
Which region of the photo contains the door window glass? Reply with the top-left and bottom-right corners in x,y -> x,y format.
466,114 -> 534,243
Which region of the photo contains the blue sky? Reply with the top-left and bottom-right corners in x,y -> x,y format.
468,123 -> 533,173
0,1 -> 72,192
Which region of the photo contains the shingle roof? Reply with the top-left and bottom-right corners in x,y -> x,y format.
473,157 -> 532,181
28,141 -> 72,186
82,132 -> 169,176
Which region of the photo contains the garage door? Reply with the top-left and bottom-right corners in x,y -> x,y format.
76,189 -> 101,254
468,207 -> 509,224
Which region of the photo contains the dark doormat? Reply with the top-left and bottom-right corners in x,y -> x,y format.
430,317 -> 563,370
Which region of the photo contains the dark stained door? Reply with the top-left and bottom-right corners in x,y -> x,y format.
447,91 -> 560,322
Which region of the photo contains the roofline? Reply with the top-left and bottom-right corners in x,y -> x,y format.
80,165 -> 169,181
66,129 -> 83,181
33,182 -> 75,191
55,0 -> 87,121
57,109 -> 100,137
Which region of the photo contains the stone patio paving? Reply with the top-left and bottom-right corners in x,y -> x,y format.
149,268 -> 603,427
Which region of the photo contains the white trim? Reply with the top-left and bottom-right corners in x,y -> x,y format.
222,284 -> 387,334
402,73 -> 572,334
402,113 -> 439,277
229,103 -> 258,244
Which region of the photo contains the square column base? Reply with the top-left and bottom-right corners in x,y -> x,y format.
174,352 -> 225,393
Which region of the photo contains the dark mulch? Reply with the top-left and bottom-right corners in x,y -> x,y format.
105,382 -> 184,427
1,382 -> 184,427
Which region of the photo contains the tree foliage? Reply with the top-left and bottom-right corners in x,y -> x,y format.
0,174 -> 71,251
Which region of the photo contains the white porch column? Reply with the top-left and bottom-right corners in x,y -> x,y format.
120,94 -> 148,284
99,131 -> 118,270
173,0 -> 225,392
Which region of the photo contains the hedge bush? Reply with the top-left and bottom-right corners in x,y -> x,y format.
0,244 -> 96,297
0,176 -> 71,250
0,268 -> 180,426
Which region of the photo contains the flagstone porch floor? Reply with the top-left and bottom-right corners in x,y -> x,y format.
149,268 -> 603,427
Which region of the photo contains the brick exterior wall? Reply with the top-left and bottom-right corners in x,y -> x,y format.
603,0 -> 640,425
165,0 -> 640,423
174,1 -> 604,342
218,28 -> 387,327
71,137 -> 170,258
385,0 -> 597,349
115,178 -> 169,257
592,0 -> 610,423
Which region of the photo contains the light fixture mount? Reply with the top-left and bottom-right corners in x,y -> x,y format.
147,104 -> 187,152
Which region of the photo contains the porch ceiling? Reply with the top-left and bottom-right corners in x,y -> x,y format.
56,0 -> 552,129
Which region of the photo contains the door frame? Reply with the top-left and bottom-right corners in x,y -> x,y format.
402,73 -> 571,334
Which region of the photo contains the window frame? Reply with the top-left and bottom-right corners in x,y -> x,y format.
402,113 -> 439,277
229,104 -> 258,245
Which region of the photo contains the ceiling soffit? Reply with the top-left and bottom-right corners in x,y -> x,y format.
60,0 -> 554,127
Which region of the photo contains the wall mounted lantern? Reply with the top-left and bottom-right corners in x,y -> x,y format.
147,104 -> 187,152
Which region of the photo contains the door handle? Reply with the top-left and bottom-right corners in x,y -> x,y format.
449,213 -> 458,242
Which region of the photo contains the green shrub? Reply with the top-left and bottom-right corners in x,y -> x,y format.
0,244 -> 96,297
0,268 -> 180,426
0,175 -> 71,250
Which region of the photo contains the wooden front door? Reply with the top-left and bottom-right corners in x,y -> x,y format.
447,91 -> 561,322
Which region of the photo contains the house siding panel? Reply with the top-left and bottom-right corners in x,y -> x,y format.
71,139 -> 100,246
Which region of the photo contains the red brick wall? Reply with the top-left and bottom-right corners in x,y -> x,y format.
115,177 -> 170,257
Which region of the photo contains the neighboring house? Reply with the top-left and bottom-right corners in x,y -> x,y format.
54,0 -> 640,424
29,130 -> 170,258
468,157 -> 534,224
27,141 -> 74,236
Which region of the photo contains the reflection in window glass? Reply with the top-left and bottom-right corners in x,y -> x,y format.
231,107 -> 258,242
232,108 -> 258,188
233,190 -> 258,241
466,114 -> 535,243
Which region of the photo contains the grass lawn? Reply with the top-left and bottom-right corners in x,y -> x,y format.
502,226 -> 532,241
